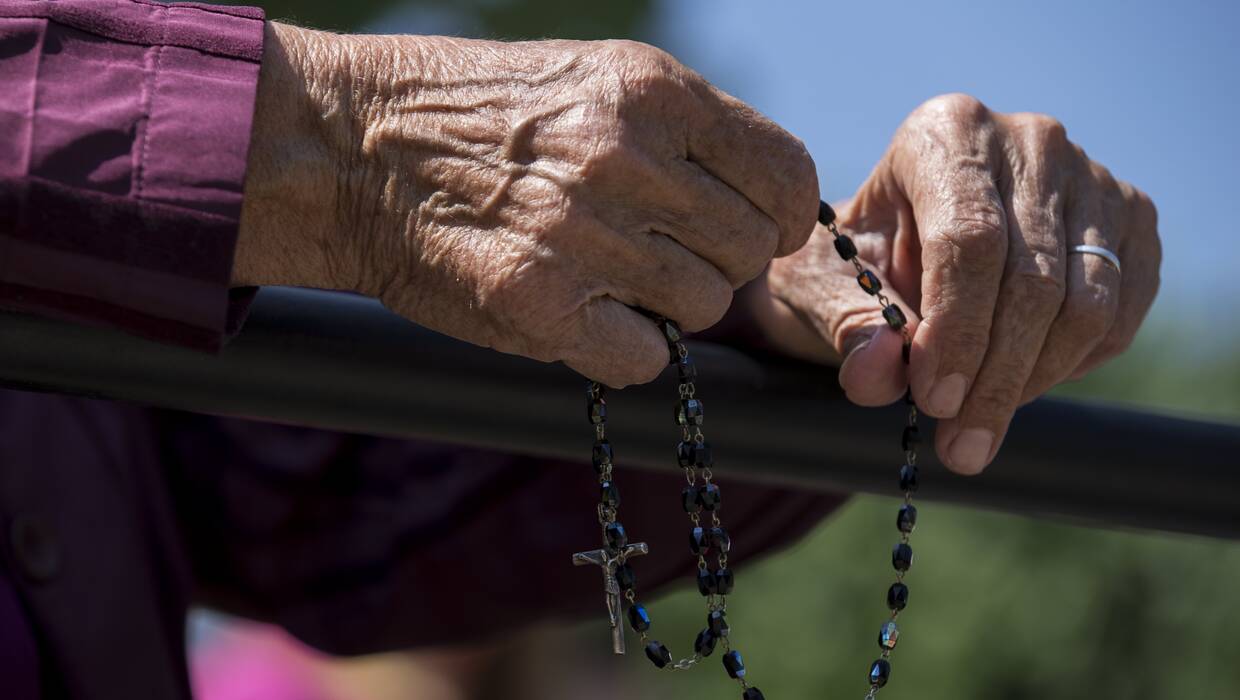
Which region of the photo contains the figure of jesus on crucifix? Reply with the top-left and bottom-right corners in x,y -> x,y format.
573,541 -> 650,654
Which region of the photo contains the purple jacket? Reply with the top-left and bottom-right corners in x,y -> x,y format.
0,2 -> 844,698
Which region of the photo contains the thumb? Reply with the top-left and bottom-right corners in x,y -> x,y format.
764,225 -> 920,406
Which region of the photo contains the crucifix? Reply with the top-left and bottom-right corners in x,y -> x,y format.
573,541 -> 649,654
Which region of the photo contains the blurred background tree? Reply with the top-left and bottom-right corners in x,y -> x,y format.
204,1 -> 1240,698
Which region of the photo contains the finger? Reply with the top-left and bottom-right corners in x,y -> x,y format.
1020,170 -> 1121,401
935,125 -> 1068,474
607,230 -> 736,333
898,110 -> 1008,421
595,153 -> 781,287
685,83 -> 819,257
766,224 -> 919,405
1073,181 -> 1161,377
562,212 -> 734,333
562,297 -> 669,388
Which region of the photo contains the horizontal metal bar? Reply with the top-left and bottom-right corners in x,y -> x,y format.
1,287 -> 1237,539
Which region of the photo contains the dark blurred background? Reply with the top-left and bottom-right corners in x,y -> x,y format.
189,1 -> 1240,698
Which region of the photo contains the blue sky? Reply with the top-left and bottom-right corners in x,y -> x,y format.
652,0 -> 1239,341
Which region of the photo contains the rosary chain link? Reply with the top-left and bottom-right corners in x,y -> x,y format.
821,203 -> 923,698
666,334 -> 758,688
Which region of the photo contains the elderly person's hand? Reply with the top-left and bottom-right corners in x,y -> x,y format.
234,23 -> 818,388
753,94 -> 1161,474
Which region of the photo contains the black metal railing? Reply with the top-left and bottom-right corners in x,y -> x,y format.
2,287 -> 1237,539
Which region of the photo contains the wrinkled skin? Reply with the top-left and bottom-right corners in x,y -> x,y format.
758,94 -> 1161,473
237,23 -> 818,388
237,25 -> 1160,476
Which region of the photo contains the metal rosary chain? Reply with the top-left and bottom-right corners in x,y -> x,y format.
817,201 -> 921,697
581,323 -> 764,700
580,201 -> 918,700
662,321 -> 759,697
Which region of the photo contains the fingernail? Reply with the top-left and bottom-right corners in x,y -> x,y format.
841,328 -> 878,358
948,429 -> 994,474
925,373 -> 968,418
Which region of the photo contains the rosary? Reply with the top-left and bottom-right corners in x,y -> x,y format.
574,201 -> 921,699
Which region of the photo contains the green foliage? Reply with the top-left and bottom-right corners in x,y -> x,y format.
622,498 -> 1240,700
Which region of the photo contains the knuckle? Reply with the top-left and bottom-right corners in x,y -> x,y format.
914,93 -> 991,128
1007,254 -> 1067,308
1127,184 -> 1160,229
1089,160 -> 1119,191
926,205 -> 1007,268
598,40 -> 687,101
831,307 -> 884,353
1014,112 -> 1069,149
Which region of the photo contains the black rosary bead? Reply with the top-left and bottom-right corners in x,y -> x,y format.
883,304 -> 908,330
682,486 -> 702,513
676,398 -> 705,426
616,563 -> 636,592
901,425 -> 920,451
742,688 -> 766,700
645,641 -> 673,668
708,610 -> 730,638
857,270 -> 882,295
723,649 -> 746,679
588,397 -> 607,424
818,200 -> 836,226
605,522 -> 628,551
628,602 -> 652,632
697,568 -> 718,596
887,582 -> 909,611
661,321 -> 683,345
591,439 -> 613,473
677,441 -> 695,468
833,233 -> 858,261
684,485 -> 704,512
868,658 -> 891,688
694,628 -> 717,657
699,483 -> 722,511
693,442 -> 713,468
600,480 -> 621,509
878,620 -> 900,651
715,567 -> 735,595
892,542 -> 913,572
677,355 -> 697,382
690,526 -> 710,555
897,504 -> 918,533
708,526 -> 732,554
898,464 -> 919,492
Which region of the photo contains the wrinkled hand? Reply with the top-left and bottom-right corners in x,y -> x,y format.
237,23 -> 818,388
759,94 -> 1160,473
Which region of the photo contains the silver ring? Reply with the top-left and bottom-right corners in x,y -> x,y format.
1068,245 -> 1121,275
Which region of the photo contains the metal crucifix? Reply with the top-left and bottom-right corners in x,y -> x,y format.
572,541 -> 649,654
